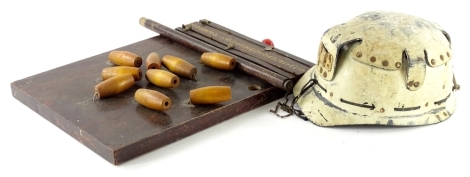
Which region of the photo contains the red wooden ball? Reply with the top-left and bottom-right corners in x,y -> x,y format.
262,39 -> 274,47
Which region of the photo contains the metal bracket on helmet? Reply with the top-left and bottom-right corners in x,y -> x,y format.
404,50 -> 426,90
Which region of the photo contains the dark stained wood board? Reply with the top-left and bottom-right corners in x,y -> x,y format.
10,36 -> 286,165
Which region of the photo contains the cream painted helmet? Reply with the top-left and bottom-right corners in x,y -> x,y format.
293,11 -> 459,126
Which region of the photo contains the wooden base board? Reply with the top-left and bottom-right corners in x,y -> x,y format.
10,36 -> 285,165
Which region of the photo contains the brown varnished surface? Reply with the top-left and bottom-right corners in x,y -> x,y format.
141,18 -> 293,90
181,21 -> 311,75
10,36 -> 285,165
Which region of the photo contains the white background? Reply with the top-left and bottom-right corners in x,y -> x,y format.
1,0 -> 469,176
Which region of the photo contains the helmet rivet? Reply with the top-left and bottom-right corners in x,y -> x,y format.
431,59 -> 436,65
320,67 -> 323,73
407,80 -> 414,87
395,62 -> 402,68
380,108 -> 385,113
382,60 -> 389,67
440,55 -> 444,61
330,92 -> 333,97
323,72 -> 327,78
413,82 -> 420,87
425,102 -> 429,107
436,115 -> 441,119
370,56 -> 376,62
356,52 -> 363,58
443,112 -> 448,116
443,85 -> 445,89
446,52 -> 450,57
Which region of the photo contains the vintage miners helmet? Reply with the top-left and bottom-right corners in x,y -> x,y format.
293,11 -> 459,126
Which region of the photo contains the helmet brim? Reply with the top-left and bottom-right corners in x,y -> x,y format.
293,66 -> 456,126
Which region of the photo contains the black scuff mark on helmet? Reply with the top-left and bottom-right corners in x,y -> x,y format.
318,110 -> 328,122
380,107 -> 446,119
394,106 -> 421,111
340,98 -> 376,110
377,22 -> 395,36
390,28 -> 396,36
330,33 -> 341,43
434,93 -> 451,105
352,112 -> 368,117
361,12 -> 382,21
312,83 -> 349,113
317,82 -> 327,93
399,26 -> 412,38
378,22 -> 391,28
414,19 -> 431,29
